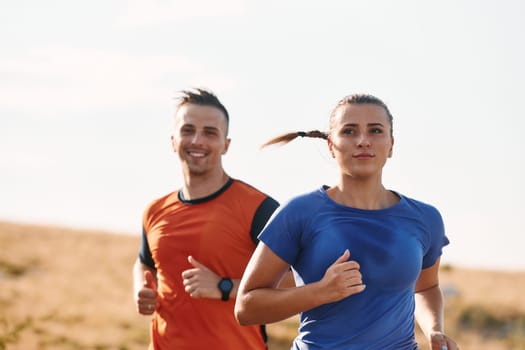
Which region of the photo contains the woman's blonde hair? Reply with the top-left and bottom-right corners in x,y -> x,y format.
262,94 -> 393,148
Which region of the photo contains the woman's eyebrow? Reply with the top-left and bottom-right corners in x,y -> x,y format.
342,122 -> 385,127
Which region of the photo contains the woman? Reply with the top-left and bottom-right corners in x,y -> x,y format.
235,94 -> 459,350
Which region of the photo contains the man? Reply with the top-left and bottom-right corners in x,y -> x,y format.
133,88 -> 279,349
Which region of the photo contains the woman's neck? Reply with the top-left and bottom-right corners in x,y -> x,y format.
327,175 -> 397,210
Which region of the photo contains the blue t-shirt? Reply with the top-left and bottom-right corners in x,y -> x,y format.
259,186 -> 449,350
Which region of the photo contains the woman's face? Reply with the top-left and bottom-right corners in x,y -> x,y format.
328,103 -> 394,179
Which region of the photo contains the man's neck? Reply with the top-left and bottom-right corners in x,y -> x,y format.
181,170 -> 230,200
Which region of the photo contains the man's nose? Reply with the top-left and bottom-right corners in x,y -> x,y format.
191,132 -> 204,145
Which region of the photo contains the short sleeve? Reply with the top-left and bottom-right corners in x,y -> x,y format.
258,198 -> 305,265
422,206 -> 450,269
250,196 -> 280,244
138,227 -> 155,269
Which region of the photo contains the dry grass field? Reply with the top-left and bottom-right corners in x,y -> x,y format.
1,220 -> 524,350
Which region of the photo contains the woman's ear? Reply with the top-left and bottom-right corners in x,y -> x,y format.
388,136 -> 394,158
327,137 -> 335,158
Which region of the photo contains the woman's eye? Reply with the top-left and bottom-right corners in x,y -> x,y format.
342,129 -> 354,135
370,128 -> 383,134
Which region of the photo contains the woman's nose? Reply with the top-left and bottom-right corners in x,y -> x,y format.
356,134 -> 371,147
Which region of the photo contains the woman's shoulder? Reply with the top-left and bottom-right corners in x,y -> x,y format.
396,192 -> 442,218
287,186 -> 326,203
279,186 -> 328,212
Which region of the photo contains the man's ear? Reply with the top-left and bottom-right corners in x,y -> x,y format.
170,135 -> 177,153
222,138 -> 231,154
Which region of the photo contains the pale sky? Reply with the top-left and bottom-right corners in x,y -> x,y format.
1,0 -> 524,270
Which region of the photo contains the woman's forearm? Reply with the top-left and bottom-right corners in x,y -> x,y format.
414,285 -> 445,337
235,282 -> 323,325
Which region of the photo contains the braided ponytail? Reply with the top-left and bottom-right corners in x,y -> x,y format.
261,130 -> 328,148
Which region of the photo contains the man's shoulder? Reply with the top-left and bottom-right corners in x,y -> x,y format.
144,190 -> 179,212
227,179 -> 279,211
230,178 -> 273,198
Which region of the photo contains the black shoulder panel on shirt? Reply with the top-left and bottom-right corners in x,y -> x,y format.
138,227 -> 155,269
250,196 -> 279,245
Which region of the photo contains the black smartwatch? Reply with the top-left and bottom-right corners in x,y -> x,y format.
217,277 -> 233,301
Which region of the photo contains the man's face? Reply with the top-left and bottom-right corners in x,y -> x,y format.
171,104 -> 230,177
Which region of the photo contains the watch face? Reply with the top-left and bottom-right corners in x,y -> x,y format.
219,278 -> 233,292
218,278 -> 233,301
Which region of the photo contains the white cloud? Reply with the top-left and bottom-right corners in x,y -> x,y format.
0,46 -> 236,113
115,0 -> 248,28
